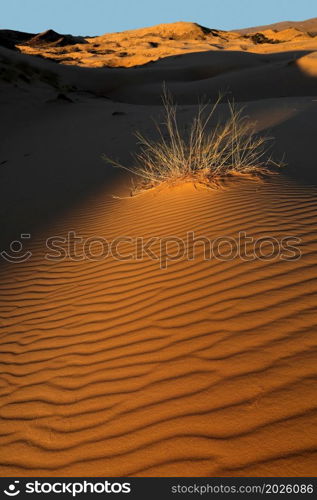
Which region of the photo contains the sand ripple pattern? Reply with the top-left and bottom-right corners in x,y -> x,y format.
1,177 -> 317,476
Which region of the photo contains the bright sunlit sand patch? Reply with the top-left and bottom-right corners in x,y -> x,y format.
14,21 -> 317,68
296,51 -> 317,77
1,175 -> 317,476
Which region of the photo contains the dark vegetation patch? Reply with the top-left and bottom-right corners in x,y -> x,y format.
244,32 -> 281,44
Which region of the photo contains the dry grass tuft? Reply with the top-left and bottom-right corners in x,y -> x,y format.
103,88 -> 284,196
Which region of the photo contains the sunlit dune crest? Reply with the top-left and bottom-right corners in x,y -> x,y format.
3,19 -> 317,67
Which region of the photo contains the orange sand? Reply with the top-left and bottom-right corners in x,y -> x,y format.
0,19 -> 317,477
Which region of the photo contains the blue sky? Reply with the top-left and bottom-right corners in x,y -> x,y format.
1,0 -> 316,36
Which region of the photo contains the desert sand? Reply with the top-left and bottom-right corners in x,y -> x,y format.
0,19 -> 317,477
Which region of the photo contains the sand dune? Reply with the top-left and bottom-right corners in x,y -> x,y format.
1,176 -> 317,476
2,43 -> 317,107
1,18 -> 317,477
27,29 -> 86,48
4,20 -> 316,68
235,17 -> 317,35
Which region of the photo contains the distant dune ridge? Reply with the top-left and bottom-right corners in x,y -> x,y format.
234,17 -> 317,34
1,19 -> 317,67
0,17 -> 317,477
27,29 -> 87,48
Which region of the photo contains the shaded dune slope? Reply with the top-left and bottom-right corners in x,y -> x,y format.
59,49 -> 317,104
2,45 -> 317,106
1,178 -> 317,476
104,51 -> 317,104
